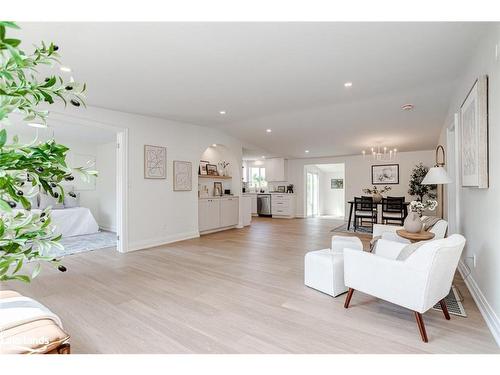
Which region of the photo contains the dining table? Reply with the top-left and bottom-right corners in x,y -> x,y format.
347,200 -> 410,231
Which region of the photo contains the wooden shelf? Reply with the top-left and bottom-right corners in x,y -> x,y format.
198,175 -> 232,180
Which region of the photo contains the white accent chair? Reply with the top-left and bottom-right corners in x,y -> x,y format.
372,216 -> 448,246
304,236 -> 363,297
343,234 -> 466,342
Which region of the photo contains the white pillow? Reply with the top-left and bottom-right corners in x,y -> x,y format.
39,192 -> 64,210
64,192 -> 80,208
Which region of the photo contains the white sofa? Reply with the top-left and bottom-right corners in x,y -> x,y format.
372,216 -> 448,246
343,234 -> 466,342
304,236 -> 363,297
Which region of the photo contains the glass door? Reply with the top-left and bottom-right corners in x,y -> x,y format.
306,171 -> 319,217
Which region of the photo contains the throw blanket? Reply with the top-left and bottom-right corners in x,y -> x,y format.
0,296 -> 63,331
421,216 -> 441,231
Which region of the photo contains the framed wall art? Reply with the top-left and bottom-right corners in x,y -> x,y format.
460,75 -> 488,188
144,145 -> 167,179
371,164 -> 399,185
173,161 -> 192,191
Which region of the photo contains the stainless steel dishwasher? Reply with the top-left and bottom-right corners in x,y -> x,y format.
257,194 -> 272,217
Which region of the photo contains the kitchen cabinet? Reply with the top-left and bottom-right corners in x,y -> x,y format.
198,198 -> 221,232
271,194 -> 295,218
221,197 -> 239,227
251,195 -> 258,215
199,197 -> 240,234
265,158 -> 287,182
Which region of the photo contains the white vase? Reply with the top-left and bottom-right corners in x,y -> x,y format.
404,212 -> 423,233
372,193 -> 383,203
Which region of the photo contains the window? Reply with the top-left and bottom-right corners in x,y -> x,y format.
249,167 -> 267,189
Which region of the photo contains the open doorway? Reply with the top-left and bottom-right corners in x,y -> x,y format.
8,115 -> 126,256
305,163 -> 345,219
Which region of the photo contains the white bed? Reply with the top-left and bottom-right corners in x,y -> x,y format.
32,207 -> 100,238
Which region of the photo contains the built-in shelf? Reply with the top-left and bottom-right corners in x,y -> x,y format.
198,175 -> 232,180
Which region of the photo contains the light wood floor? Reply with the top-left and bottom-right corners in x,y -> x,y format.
3,217 -> 499,353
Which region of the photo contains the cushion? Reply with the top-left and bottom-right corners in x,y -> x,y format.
64,192 -> 80,208
355,210 -> 376,217
396,241 -> 426,261
383,211 -> 404,218
39,192 -> 64,210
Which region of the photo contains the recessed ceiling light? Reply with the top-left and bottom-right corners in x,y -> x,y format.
219,110 -> 226,115
60,66 -> 71,73
305,150 -> 310,154
344,82 -> 353,88
261,156 -> 265,159
212,143 -> 217,147
401,104 -> 414,111
266,129 -> 272,133
28,123 -> 47,129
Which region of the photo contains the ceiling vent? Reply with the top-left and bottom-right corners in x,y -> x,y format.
401,103 -> 414,111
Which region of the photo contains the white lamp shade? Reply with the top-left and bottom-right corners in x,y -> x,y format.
421,166 -> 452,185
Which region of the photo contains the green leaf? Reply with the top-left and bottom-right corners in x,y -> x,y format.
0,199 -> 12,213
3,38 -> 21,47
0,21 -> 20,29
0,128 -> 6,147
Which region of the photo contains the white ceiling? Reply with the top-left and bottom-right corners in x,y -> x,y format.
14,22 -> 490,158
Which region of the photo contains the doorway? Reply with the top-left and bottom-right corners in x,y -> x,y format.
447,114 -> 461,233
305,163 -> 345,219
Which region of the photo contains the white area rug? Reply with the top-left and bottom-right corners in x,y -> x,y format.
52,231 -> 117,257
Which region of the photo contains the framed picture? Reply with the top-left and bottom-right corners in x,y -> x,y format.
213,182 -> 223,196
144,145 -> 166,179
173,161 -> 192,191
199,160 -> 209,175
331,178 -> 344,189
277,186 -> 286,193
372,164 -> 399,185
460,75 -> 488,188
206,164 -> 218,176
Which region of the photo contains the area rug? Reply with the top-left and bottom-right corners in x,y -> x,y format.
432,285 -> 467,317
50,231 -> 117,258
330,222 -> 373,234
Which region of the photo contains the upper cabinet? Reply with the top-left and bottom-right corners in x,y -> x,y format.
265,158 -> 287,182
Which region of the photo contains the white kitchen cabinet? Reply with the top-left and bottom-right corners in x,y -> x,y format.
199,197 -> 240,234
271,194 -> 296,218
250,195 -> 258,216
199,199 -> 221,232
265,158 -> 287,182
220,197 -> 239,227
240,196 -> 252,226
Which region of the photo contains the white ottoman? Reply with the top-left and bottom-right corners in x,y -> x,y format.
304,236 -> 363,297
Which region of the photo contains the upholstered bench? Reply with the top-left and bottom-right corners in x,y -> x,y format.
304,236 -> 363,297
0,291 -> 70,354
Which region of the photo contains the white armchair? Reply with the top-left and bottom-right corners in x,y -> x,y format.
343,234 -> 466,342
372,216 -> 448,246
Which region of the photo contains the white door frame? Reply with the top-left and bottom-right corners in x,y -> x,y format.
50,112 -> 129,252
447,113 -> 461,233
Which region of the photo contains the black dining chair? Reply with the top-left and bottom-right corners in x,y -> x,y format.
381,196 -> 406,226
354,196 -> 377,232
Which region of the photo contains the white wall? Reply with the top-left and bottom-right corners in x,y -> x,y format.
438,24 -> 500,345
95,141 -> 117,231
49,105 -> 243,252
288,150 -> 435,218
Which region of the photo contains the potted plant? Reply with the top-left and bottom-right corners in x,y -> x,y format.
0,21 -> 95,282
362,185 -> 391,203
408,163 -> 437,201
404,199 -> 438,233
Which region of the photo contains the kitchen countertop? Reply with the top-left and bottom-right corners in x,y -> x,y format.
242,192 -> 295,195
199,195 -> 239,200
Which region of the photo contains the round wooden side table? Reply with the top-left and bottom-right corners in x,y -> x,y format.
396,229 -> 435,243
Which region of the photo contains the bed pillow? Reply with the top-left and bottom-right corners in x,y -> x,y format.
64,192 -> 80,208
39,192 -> 64,210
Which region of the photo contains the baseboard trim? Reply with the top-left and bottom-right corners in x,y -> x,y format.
458,260 -> 500,347
127,231 -> 200,252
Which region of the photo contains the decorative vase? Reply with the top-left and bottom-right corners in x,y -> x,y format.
372,193 -> 383,203
404,212 -> 423,233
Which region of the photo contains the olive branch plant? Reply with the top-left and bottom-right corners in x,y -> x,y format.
0,21 -> 96,282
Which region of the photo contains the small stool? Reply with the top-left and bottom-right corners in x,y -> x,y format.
304,236 -> 363,297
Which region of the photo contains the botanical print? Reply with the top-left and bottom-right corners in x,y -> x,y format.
331,179 -> 344,189
173,161 -> 192,191
144,145 -> 167,179
372,164 -> 399,184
